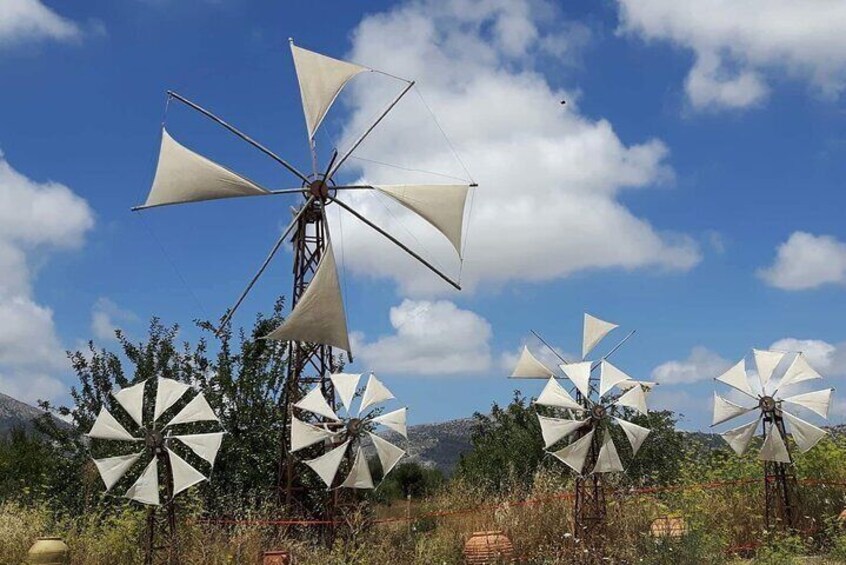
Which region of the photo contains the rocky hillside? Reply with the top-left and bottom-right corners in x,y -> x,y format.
385,417 -> 476,475
0,392 -> 51,437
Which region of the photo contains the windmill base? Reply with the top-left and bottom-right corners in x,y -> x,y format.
574,473 -> 606,542
764,461 -> 800,531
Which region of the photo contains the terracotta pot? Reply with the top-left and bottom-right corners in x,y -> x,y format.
262,550 -> 293,565
26,537 -> 69,565
463,530 -> 515,564
650,516 -> 687,538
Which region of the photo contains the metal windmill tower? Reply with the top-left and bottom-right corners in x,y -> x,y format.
511,313 -> 655,539
135,41 -> 473,511
712,349 -> 833,529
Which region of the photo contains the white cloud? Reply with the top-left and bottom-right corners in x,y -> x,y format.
91,298 -> 137,342
758,232 -> 846,291
352,299 -> 492,375
0,0 -> 82,46
0,151 -> 94,403
330,0 -> 699,296
617,0 -> 846,110
651,345 -> 731,385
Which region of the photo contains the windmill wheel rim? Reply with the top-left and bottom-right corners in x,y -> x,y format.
305,175 -> 337,200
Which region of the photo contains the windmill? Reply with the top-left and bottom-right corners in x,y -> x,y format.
134,40 -> 473,508
87,378 -> 224,565
290,372 -> 407,490
712,349 -> 834,529
511,313 -> 655,538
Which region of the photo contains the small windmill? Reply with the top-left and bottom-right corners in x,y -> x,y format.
134,40 -> 473,508
511,314 -> 655,538
712,349 -> 834,529
87,378 -> 224,565
290,372 -> 407,490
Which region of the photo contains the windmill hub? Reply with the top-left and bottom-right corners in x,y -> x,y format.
146,429 -> 165,453
760,396 -> 777,413
591,405 -> 607,421
307,178 -> 335,200
347,417 -> 363,436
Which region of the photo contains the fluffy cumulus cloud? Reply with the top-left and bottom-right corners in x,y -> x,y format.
352,299 -> 493,375
330,0 -> 699,296
0,152 -> 94,403
91,298 -> 137,342
651,345 -> 731,385
758,232 -> 846,291
617,0 -> 846,110
0,0 -> 82,46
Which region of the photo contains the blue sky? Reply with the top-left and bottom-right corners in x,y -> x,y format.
2,0 -> 846,430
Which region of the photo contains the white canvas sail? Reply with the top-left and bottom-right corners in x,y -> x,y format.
290,416 -> 335,452
535,378 -> 583,411
154,378 -> 190,422
141,129 -> 268,209
294,385 -> 339,421
340,447 -> 374,489
329,372 -> 361,412
615,417 -> 651,456
372,407 -> 407,438
305,440 -> 350,488
265,244 -> 351,353
167,448 -> 207,497
615,385 -> 648,416
359,374 -> 395,415
753,349 -> 785,390
782,411 -> 827,453
777,353 -> 822,391
291,43 -> 370,139
113,381 -> 146,428
782,389 -> 833,419
175,432 -> 225,465
88,407 -> 137,441
715,359 -> 756,399
712,393 -> 753,426
759,428 -> 791,463
368,432 -> 406,477
93,452 -> 143,491
559,361 -> 592,398
594,431 -> 624,473
165,393 -> 219,427
551,429 -> 594,474
511,346 -> 554,379
599,360 -> 631,397
125,458 -> 160,506
720,418 -> 759,456
537,415 -> 588,449
583,313 -> 617,359
375,184 -> 469,256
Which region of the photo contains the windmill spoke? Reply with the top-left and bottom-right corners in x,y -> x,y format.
330,196 -> 461,290
167,91 -> 310,184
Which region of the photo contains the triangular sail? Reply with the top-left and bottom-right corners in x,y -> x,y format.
594,431 -> 624,473
165,393 -> 218,427
294,385 -> 339,421
782,411 -> 827,453
359,374 -> 395,415
559,361 -> 592,398
599,360 -> 631,397
537,415 -> 588,449
290,415 -> 335,452
776,353 -> 822,392
759,427 -> 791,463
614,417 -> 651,456
141,129 -> 268,209
615,385 -> 648,416
113,381 -> 146,428
511,346 -> 554,379
720,417 -> 759,456
167,448 -> 207,497
329,373 -> 361,413
290,43 -> 370,139
375,184 -> 469,257
125,458 -> 160,506
154,378 -> 191,422
305,440 -> 350,488
753,349 -> 785,390
93,452 -> 143,491
88,407 -> 137,441
368,432 -> 406,477
535,378 -> 584,411
340,446 -> 374,489
711,393 -> 753,426
372,407 -> 407,439
551,429 -> 594,475
715,359 -> 756,399
583,313 -> 617,359
782,389 -> 833,419
265,243 -> 351,353
175,432 -> 225,466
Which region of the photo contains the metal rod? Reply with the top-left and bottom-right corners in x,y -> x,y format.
328,81 -> 415,179
167,90 -> 310,184
216,196 -> 316,333
530,330 -> 570,365
131,189 -> 305,211
590,330 -> 636,372
331,197 -> 460,291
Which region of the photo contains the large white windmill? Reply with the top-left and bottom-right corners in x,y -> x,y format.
712,349 -> 834,529
511,314 -> 656,538
134,40 -> 473,507
290,372 -> 407,490
87,378 -> 224,564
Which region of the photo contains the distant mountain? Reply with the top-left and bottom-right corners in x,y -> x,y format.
385,418 -> 476,475
0,392 -> 52,437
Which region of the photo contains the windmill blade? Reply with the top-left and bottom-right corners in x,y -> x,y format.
594,430 -> 624,473
753,349 -> 785,391
264,243 -> 352,353
720,417 -> 760,456
290,42 -> 370,140
372,407 -> 408,439
559,361 -> 592,399
165,393 -> 219,427
776,353 -> 823,392
551,429 -> 594,475
617,380 -> 657,391
614,417 -> 651,456
359,374 -> 395,415
782,410 -> 827,453
340,446 -> 375,489
583,313 -> 618,359
304,439 -> 350,488
112,381 -> 146,428
294,385 -> 340,421
711,393 -> 754,426
88,407 -> 138,441
374,184 -> 470,257
167,448 -> 207,497
511,346 -> 555,379
368,432 -> 406,477
535,378 -> 584,412
138,129 -> 270,210
615,385 -> 648,416
154,378 -> 190,422
759,428 -> 791,463
329,373 -> 361,413
599,360 -> 631,397
93,452 -> 143,491
290,415 -> 335,452
537,415 -> 589,449
175,432 -> 225,466
715,359 -> 756,399
125,458 -> 160,506
781,388 -> 833,419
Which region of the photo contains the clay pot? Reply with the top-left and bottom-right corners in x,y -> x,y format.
262,550 -> 293,565
26,537 -> 69,564
463,530 -> 515,564
650,516 -> 688,538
